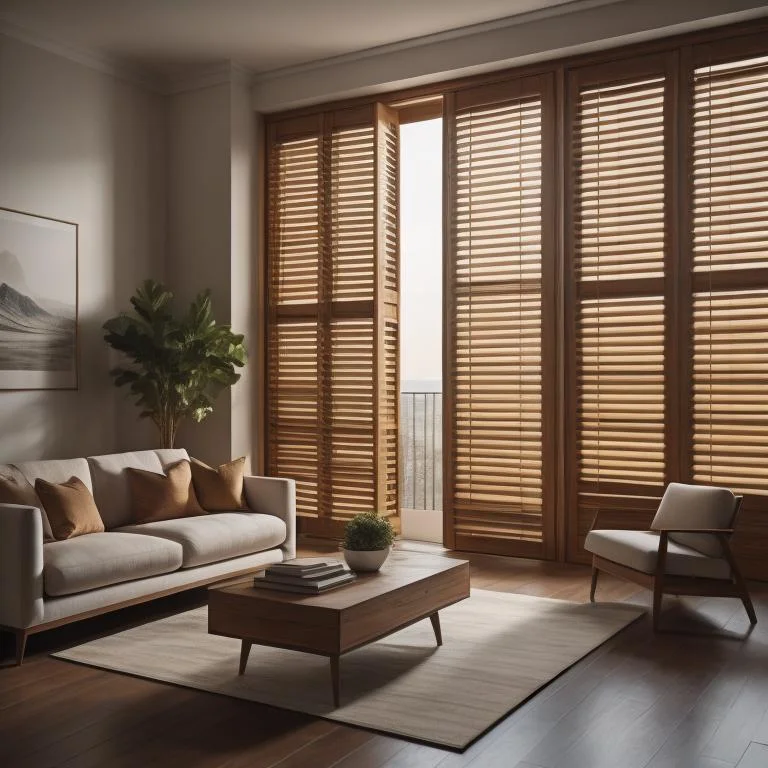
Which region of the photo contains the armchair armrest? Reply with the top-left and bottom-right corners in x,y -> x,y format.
654,527 -> 734,535
0,504 -> 45,629
243,475 -> 296,559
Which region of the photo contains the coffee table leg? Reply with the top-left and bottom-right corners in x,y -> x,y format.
330,654 -> 340,707
430,612 -> 443,646
239,640 -> 252,675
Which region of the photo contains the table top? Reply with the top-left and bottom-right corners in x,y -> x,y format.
209,550 -> 469,613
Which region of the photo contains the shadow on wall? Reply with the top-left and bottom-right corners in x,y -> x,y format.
0,35 -> 166,462
108,74 -> 167,455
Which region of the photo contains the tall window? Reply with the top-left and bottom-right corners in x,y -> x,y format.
265,27 -> 768,578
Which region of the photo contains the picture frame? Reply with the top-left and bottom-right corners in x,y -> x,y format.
0,206 -> 78,390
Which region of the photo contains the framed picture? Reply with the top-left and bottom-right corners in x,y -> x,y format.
0,207 -> 78,390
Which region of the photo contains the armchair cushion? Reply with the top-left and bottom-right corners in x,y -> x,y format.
585,529 -> 731,580
651,483 -> 737,557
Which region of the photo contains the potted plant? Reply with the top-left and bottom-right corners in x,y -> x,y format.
103,280 -> 246,448
342,511 -> 396,572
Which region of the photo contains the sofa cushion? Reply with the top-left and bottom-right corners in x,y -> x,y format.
651,482 -> 738,557
35,477 -> 105,540
584,529 -> 731,580
127,460 -> 206,524
190,456 -> 247,511
117,512 -> 287,568
44,532 -> 183,597
0,465 -> 54,540
88,450 -> 165,529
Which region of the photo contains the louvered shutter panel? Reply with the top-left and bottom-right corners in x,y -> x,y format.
568,58 -> 673,558
444,76 -> 556,558
267,106 -> 399,537
268,116 -> 323,519
690,45 -> 768,578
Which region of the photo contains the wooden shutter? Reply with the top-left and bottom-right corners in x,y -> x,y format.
689,41 -> 768,578
267,105 -> 399,537
444,75 -> 556,558
566,56 -> 675,560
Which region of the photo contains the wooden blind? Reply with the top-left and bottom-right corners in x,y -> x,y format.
568,58 -> 673,557
444,76 -> 556,558
689,47 -> 768,575
267,106 -> 399,537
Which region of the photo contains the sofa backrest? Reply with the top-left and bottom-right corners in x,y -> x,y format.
13,458 -> 93,493
87,449 -> 190,529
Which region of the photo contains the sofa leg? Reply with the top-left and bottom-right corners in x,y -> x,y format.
15,629 -> 28,666
590,566 -> 599,603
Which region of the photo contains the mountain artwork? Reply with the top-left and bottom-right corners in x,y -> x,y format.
0,208 -> 77,389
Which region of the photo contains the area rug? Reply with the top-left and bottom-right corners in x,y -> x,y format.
53,589 -> 643,750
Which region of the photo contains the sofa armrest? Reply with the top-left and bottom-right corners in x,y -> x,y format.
243,476 -> 296,559
0,504 -> 45,629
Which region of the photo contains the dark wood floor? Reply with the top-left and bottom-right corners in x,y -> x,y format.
2,540 -> 767,768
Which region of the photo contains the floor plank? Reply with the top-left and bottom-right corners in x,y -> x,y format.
1,539 -> 765,768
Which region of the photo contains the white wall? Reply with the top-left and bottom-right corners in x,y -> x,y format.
166,75 -> 259,468
0,34 -> 167,462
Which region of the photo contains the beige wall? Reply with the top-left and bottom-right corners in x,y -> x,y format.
0,34 -> 167,463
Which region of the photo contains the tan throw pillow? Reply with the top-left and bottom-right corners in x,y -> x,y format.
0,470 -> 55,541
34,476 -> 105,540
190,456 -> 247,511
127,459 -> 206,524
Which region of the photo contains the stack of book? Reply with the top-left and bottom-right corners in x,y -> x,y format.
253,558 -> 356,594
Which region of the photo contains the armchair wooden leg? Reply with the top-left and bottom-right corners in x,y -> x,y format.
15,629 -> 28,666
717,536 -> 758,626
590,565 -> 599,603
652,579 -> 664,632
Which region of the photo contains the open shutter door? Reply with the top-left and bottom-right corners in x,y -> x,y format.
444,75 -> 556,558
690,43 -> 768,579
567,56 -> 674,560
267,106 -> 399,538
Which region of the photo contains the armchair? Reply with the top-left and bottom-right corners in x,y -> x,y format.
585,483 -> 756,630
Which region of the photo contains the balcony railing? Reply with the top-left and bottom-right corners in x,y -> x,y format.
399,391 -> 443,511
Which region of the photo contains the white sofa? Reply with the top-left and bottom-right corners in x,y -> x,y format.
0,448 -> 296,664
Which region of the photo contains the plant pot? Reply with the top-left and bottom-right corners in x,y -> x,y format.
342,546 -> 391,573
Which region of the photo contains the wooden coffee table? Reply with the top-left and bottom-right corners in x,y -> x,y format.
207,551 -> 470,706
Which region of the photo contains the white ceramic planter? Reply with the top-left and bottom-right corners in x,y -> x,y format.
342,546 -> 391,573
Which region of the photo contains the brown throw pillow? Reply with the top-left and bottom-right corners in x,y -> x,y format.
127,459 -> 206,524
0,470 -> 55,541
34,477 -> 105,540
190,456 -> 247,511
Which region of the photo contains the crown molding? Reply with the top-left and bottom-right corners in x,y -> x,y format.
0,16 -> 166,93
0,15 -> 255,95
164,61 -> 254,95
252,0 -> 768,112
253,0 -> 614,84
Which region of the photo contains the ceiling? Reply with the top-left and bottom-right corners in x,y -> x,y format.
0,0 -> 581,79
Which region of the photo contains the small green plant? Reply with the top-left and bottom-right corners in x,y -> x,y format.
103,280 -> 246,448
343,512 -> 396,551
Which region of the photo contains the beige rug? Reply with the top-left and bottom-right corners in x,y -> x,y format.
53,589 -> 642,750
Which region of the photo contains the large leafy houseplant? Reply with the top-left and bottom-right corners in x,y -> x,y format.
103,280 -> 246,448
